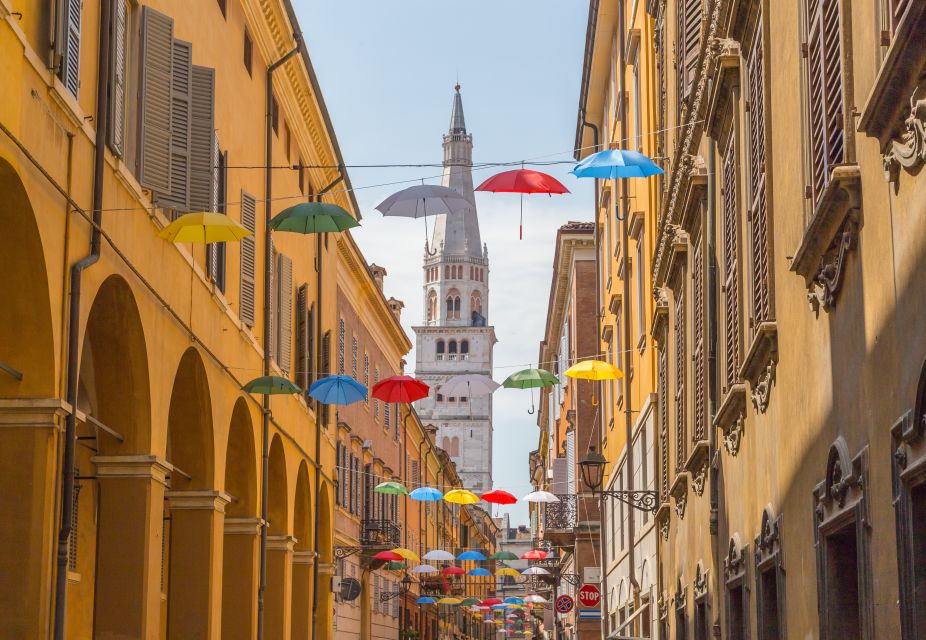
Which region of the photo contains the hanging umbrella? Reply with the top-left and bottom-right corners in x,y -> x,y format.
391,548 -> 421,563
457,550 -> 487,561
504,597 -> 525,605
502,368 -> 559,414
564,359 -> 623,380
241,376 -> 301,395
437,597 -> 462,605
374,481 -> 409,495
522,490 -> 559,503
158,212 -> 251,243
461,597 -> 481,606
423,549 -> 456,562
475,168 -> 569,239
375,184 -> 472,246
523,595 -> 547,604
484,619 -> 498,625
411,564 -> 438,574
482,597 -> 503,606
481,489 -> 517,505
467,567 -> 492,577
410,487 -> 444,501
489,551 -> 519,561
373,550 -> 404,561
521,567 -> 550,576
269,201 -> 360,234
441,566 -> 465,575
416,596 -> 437,605
444,489 -> 480,505
372,375 -> 430,403
570,148 -> 664,180
439,374 -> 500,397
384,561 -> 408,571
308,375 -> 367,405
495,568 -> 521,578
520,550 -> 548,561
492,604 -> 510,610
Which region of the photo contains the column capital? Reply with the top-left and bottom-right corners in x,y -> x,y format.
267,535 -> 297,552
0,397 -> 68,429
293,550 -> 315,565
224,517 -> 264,535
316,562 -> 336,576
166,490 -> 232,512
93,455 -> 173,486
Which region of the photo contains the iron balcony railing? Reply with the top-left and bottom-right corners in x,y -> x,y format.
361,519 -> 401,547
544,494 -> 577,530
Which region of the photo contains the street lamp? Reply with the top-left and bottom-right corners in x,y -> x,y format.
578,446 -> 660,514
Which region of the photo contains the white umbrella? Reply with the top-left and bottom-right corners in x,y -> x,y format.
523,595 -> 547,604
375,184 -> 473,246
440,374 -> 500,398
411,564 -> 438,574
423,549 -> 456,562
522,490 -> 559,503
521,567 -> 550,576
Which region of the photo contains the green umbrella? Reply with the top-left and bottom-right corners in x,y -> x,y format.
489,551 -> 519,561
461,598 -> 481,606
242,376 -> 302,395
269,202 -> 360,234
501,368 -> 558,389
375,481 -> 409,495
384,561 -> 408,571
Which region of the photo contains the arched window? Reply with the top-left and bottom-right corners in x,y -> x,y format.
436,340 -> 445,354
446,296 -> 454,315
442,436 -> 451,451
444,265 -> 450,279
448,340 -> 458,354
451,437 -> 460,457
461,340 -> 469,354
447,288 -> 462,319
427,290 -> 437,322
453,296 -> 461,318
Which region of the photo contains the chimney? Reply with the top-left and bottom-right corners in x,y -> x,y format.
369,263 -> 387,290
387,297 -> 405,322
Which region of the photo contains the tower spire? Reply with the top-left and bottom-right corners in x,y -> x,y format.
450,83 -> 466,134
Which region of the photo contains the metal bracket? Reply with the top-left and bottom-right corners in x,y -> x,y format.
334,546 -> 363,560
597,489 -> 660,514
559,573 -> 581,586
380,590 -> 404,602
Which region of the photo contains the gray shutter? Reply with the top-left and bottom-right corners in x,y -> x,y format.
207,133 -> 220,280
268,240 -> 276,362
276,252 -> 293,375
60,0 -> 82,97
296,284 -> 308,389
108,0 -> 127,155
189,66 -> 215,212
239,191 -> 257,326
137,6 -> 173,193
158,39 -> 192,212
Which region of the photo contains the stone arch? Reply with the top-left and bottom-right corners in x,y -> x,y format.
427,290 -> 437,322
166,347 -> 215,488
314,483 -> 335,639
436,339 -> 445,354
265,434 -> 291,638
268,434 -> 289,534
461,340 -> 469,354
291,462 -> 313,640
451,437 -> 460,457
225,397 -> 257,517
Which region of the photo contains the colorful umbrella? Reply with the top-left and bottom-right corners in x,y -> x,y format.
520,550 -> 548,560
241,376 -> 301,395
570,148 -> 664,180
444,488 -> 480,505
482,598 -> 503,606
437,597 -> 462,605
489,551 -> 519,561
423,549 -> 455,562
475,168 -> 569,239
502,368 -> 558,389
457,550 -> 487,561
375,184 -> 472,245
441,566 -> 465,575
564,359 -> 623,380
375,481 -> 409,495
521,567 -> 550,576
384,561 -> 408,571
308,375 -> 367,405
439,374 -> 500,397
269,201 -> 359,234
373,550 -> 404,561
504,597 -> 525,605
461,597 -> 481,606
524,595 -> 546,604
372,375 -> 430,403
411,564 -> 438,574
391,548 -> 420,562
467,568 -> 492,577
416,596 -> 437,605
410,487 -> 444,501
495,568 -> 521,578
158,212 -> 251,243
522,490 -> 559,503
481,489 -> 517,505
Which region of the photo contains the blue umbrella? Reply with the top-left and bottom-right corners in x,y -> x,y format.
416,596 -> 437,605
467,567 -> 492,576
457,550 -> 487,561
504,597 -> 524,605
309,375 -> 367,405
409,486 -> 444,501
491,604 -> 509,610
570,149 -> 664,179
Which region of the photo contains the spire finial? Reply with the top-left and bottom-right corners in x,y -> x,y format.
455,82 -> 461,93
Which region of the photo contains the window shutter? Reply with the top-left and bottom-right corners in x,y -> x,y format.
691,228 -> 705,445
275,252 -> 293,375
137,7 -> 173,193
239,191 -> 257,326
674,282 -> 687,471
721,140 -> 741,392
566,430 -> 576,495
658,345 -> 668,500
307,303 -> 315,387
296,284 -> 308,389
108,0 -> 127,155
189,66 -> 215,212
677,0 -> 701,104
59,0 -> 82,97
157,39 -> 193,212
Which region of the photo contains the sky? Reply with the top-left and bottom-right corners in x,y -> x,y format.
297,0 -> 593,525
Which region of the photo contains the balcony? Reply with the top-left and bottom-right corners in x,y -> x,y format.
542,494 -> 577,547
361,519 -> 401,548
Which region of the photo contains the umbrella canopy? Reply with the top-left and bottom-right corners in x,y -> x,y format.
571,148 -> 664,180
372,375 -> 430,403
564,359 -> 623,381
482,598 -> 503,606
373,550 -> 404,562
504,597 -> 525,605
375,185 -> 471,219
491,604 -> 510,610
416,596 -> 437,605
468,568 -> 492,577
444,489 -> 480,505
523,595 -> 547,604
158,212 -> 251,243
410,487 -> 444,501
475,169 -> 570,195
439,374 -> 500,398
411,564 -> 438,574
522,490 -> 560,503
384,561 -> 407,571
423,549 -> 455,562
484,619 -> 498,624
269,201 -> 359,234
437,597 -> 462,605
441,566 -> 465,575
308,375 -> 367,405
461,597 -> 481,606
495,568 -> 522,578
502,368 -> 558,389
520,550 -> 548,560
481,489 -> 517,505
457,550 -> 488,561
241,376 -> 301,395
374,481 -> 409,495
391,548 -> 420,562
521,567 -> 550,576
489,551 -> 519,561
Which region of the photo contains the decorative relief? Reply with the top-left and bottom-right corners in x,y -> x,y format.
660,518 -> 670,541
723,414 -> 744,456
724,535 -> 747,582
674,491 -> 688,519
691,465 -> 707,496
813,437 -> 868,524
884,90 -> 926,182
693,562 -> 709,600
751,360 -> 775,413
754,506 -> 782,566
808,216 -> 859,313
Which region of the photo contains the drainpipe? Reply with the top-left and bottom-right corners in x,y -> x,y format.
706,106 -> 721,625
258,38 -> 302,640
54,0 -> 111,637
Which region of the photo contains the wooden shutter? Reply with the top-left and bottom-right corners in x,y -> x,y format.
189,66 -> 215,212
307,303 -> 315,387
268,241 -> 276,363
658,345 -> 669,500
138,7 -> 173,193
677,0 -> 701,103
296,284 -> 308,389
721,140 -> 741,392
674,282 -> 687,470
691,228 -> 705,444
158,39 -> 192,211
59,0 -> 82,97
338,319 -> 345,375
108,0 -> 127,156
240,191 -> 257,326
275,253 -> 293,375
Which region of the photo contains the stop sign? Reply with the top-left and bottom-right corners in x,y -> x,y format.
577,584 -> 601,608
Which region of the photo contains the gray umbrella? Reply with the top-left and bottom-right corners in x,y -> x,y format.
375,184 -> 473,245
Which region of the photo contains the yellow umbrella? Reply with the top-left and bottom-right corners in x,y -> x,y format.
444,488 -> 480,505
159,212 -> 251,243
392,547 -> 421,563
495,568 -> 521,578
564,359 -> 623,380
438,597 -> 462,605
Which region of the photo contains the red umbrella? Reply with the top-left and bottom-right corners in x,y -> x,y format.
441,566 -> 465,575
481,598 -> 503,606
373,550 -> 404,561
481,489 -> 518,505
520,549 -> 547,560
475,169 -> 569,239
372,375 -> 429,403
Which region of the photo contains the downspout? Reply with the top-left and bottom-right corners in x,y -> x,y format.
54,0 -> 111,637
706,109 -> 721,623
258,39 -> 302,640
310,172 -> 345,638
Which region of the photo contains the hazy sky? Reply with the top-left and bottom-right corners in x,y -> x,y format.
297,0 -> 593,525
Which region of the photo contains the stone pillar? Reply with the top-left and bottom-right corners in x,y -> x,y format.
0,399 -> 66,639
93,454 -> 172,640
265,535 -> 296,639
290,550 -> 314,640
222,517 -> 261,640
314,560 -> 335,640
165,490 -> 230,639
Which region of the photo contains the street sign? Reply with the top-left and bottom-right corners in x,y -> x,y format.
577,584 -> 601,609
554,595 -> 574,614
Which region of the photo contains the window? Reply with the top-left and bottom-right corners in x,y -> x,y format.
673,274 -> 687,471
351,337 -> 358,379
274,253 -> 293,375
721,136 -> 741,392
691,227 -> 706,445
337,319 -> 345,375
675,587 -> 688,640
635,228 -> 645,345
725,537 -> 749,640
57,0 -> 82,98
373,369 -> 380,420
448,341 -> 457,354
436,393 -> 443,402
460,340 -> 469,354
755,507 -> 784,640
427,290 -> 437,323
363,355 -> 370,404
677,0 -> 702,107
108,0 -> 128,157
243,29 -> 253,76
658,344 -> 669,501
271,94 -> 280,135
283,121 -> 290,161
240,191 -> 257,326
207,141 -> 228,292
633,52 -> 643,151
436,340 -> 445,354
880,0 -> 911,44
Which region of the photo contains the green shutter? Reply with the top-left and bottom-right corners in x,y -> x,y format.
137,6 -> 173,193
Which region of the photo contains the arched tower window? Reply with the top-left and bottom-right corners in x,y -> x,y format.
444,265 -> 450,279
436,340 -> 445,354
447,288 -> 461,319
451,437 -> 460,457
427,290 -> 437,322
448,340 -> 458,354
461,340 -> 469,354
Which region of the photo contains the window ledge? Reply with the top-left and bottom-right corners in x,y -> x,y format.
684,441 -> 709,496
739,322 -> 778,413
714,383 -> 747,456
790,165 -> 862,312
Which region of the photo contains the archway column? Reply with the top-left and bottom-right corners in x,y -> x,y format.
165,490 -> 230,639
222,517 -> 261,640
315,561 -> 336,640
93,455 -> 171,639
266,534 -> 296,639
291,550 -> 314,640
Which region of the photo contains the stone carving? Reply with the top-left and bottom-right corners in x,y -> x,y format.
693,562 -> 709,599
724,535 -> 746,582
691,465 -> 707,496
808,217 -> 859,312
751,360 -> 775,413
884,89 -> 926,182
674,491 -> 687,519
723,414 -> 744,456
660,518 -> 670,541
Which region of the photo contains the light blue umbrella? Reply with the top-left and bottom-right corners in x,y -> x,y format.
457,550 -> 487,561
416,596 -> 437,605
468,567 -> 492,577
504,597 -> 525,605
308,375 -> 367,405
410,486 -> 444,501
571,149 -> 664,179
